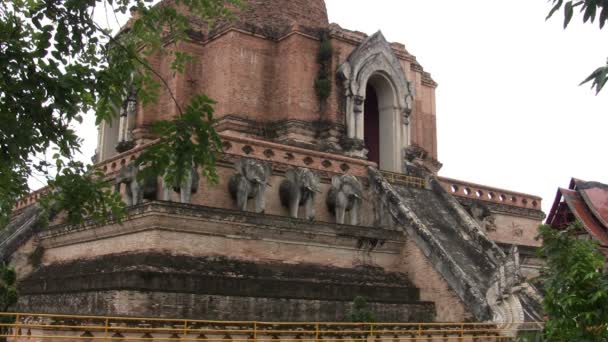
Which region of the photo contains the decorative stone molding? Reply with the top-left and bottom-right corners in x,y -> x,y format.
463,201 -> 497,233
485,246 -> 543,335
340,137 -> 367,159
403,144 -> 442,175
215,115 -> 345,154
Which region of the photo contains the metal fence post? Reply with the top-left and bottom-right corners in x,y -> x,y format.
459,323 -> 464,342
253,322 -> 257,342
13,313 -> 19,338
104,318 -> 109,342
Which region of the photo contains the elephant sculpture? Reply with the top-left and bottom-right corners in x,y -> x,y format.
279,167 -> 320,220
228,158 -> 272,213
161,165 -> 200,204
326,174 -> 363,225
114,163 -> 142,206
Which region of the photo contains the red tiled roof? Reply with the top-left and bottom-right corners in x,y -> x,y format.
578,184 -> 608,228
559,187 -> 608,247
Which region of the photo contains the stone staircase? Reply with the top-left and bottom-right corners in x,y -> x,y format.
368,167 -> 543,325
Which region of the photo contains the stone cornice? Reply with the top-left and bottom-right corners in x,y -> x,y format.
41,201 -> 405,255
185,26 -> 321,47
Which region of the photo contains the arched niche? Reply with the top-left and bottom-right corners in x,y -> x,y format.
338,31 -> 414,173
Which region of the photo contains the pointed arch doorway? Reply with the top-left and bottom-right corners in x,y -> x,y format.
337,31 -> 414,173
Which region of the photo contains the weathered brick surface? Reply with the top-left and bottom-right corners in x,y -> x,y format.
127,1 -> 440,160
19,291 -> 434,322
26,202 -> 472,322
20,252 -> 438,322
399,240 -> 473,322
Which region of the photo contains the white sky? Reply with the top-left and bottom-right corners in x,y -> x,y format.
73,0 -> 608,215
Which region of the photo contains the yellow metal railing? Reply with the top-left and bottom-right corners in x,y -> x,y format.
0,312 -> 543,341
380,171 -> 425,189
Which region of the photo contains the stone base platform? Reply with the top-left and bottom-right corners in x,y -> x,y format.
19,253 -> 434,321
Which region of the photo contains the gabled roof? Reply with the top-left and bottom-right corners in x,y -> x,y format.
546,178 -> 608,248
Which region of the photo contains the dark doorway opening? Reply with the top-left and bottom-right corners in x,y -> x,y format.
364,85 -> 380,165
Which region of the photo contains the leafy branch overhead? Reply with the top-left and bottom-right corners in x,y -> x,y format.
547,0 -> 608,94
135,95 -> 222,189
0,0 -> 240,227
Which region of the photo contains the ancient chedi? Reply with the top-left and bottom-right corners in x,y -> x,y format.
7,0 -> 544,325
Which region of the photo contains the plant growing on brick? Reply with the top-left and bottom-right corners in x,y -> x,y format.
348,296 -> 375,322
314,31 -> 333,102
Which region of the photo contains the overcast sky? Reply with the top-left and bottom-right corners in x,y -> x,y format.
325,0 -> 608,214
72,1 -> 608,215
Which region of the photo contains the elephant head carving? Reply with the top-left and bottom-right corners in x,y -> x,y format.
228,158 -> 272,213
326,174 -> 363,225
114,162 -> 142,206
279,167 -> 320,220
161,165 -> 200,204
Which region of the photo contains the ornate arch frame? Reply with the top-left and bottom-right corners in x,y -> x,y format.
338,31 -> 414,172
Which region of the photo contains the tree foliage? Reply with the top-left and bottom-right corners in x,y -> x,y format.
0,0 -> 240,227
135,94 -> 221,187
0,264 -> 17,342
538,222 -> 608,341
547,0 -> 608,94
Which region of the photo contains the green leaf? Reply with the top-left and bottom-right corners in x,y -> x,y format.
547,0 -> 564,20
564,1 -> 575,28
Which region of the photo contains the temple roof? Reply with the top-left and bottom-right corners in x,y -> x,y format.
546,178 -> 608,248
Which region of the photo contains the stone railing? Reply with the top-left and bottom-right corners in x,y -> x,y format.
11,188 -> 48,213
219,133 -> 374,177
438,177 -> 542,210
